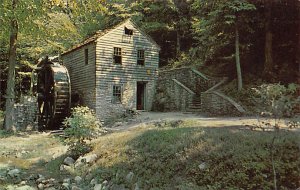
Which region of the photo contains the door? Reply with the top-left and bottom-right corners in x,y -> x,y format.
137,82 -> 146,110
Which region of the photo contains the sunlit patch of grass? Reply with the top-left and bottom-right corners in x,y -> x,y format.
0,156 -> 32,169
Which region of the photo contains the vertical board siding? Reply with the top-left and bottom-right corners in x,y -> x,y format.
95,20 -> 159,120
61,43 -> 96,109
61,20 -> 159,121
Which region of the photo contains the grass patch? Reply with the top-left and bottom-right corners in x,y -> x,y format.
0,130 -> 13,138
88,120 -> 300,189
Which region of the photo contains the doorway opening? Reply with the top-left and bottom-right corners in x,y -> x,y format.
137,82 -> 146,110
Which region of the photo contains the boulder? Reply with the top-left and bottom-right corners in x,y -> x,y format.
7,169 -> 20,178
38,183 -> 44,190
90,178 -> 98,185
71,186 -> 81,190
74,176 -> 82,184
94,184 -> 102,190
63,157 -> 75,166
61,182 -> 70,190
198,162 -> 207,170
75,154 -> 97,166
63,178 -> 71,184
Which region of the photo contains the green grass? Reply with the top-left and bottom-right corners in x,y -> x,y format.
87,120 -> 300,189
0,130 -> 13,138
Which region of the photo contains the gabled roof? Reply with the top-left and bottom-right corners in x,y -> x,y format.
61,19 -> 160,55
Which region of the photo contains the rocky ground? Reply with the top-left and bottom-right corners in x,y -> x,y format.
0,112 -> 298,190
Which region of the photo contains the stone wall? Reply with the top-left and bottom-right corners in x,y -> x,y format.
159,67 -> 217,94
153,79 -> 194,111
95,79 -> 157,122
154,67 -> 216,112
201,91 -> 244,116
13,96 -> 38,130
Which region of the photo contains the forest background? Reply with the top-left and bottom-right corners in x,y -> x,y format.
0,0 -> 299,109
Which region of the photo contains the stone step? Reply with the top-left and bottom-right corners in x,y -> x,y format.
186,109 -> 202,112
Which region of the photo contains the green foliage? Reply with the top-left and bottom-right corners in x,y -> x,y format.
63,106 -> 102,158
0,129 -> 14,138
192,0 -> 256,64
253,83 -> 299,117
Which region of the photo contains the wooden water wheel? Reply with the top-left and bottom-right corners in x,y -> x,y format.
35,57 -> 71,130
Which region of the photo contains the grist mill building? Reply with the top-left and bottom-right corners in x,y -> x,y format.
61,19 -> 160,120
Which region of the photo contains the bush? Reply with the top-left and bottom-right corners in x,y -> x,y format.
252,83 -> 299,117
63,106 -> 102,158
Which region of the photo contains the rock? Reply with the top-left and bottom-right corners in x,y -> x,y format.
28,174 -> 39,181
90,178 -> 98,185
198,162 -> 207,170
14,185 -> 36,190
71,186 -> 81,190
36,176 -> 46,183
134,183 -> 140,190
7,168 -> 20,177
38,183 -> 45,189
61,182 -> 70,190
114,122 -> 123,127
75,154 -> 97,168
44,188 -> 56,190
74,176 -> 82,184
94,184 -> 102,190
102,180 -> 108,186
125,172 -> 134,184
83,154 -> 98,163
63,178 -> 71,184
64,157 -> 75,166
20,181 -> 27,185
74,161 -> 85,168
60,164 -> 72,171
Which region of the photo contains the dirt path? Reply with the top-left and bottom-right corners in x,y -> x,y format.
108,112 -> 263,132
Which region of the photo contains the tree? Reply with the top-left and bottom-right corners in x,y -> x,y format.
0,0 -> 79,130
263,0 -> 273,76
2,0 -> 18,130
192,0 -> 255,90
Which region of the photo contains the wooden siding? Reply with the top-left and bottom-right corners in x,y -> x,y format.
61,43 -> 96,109
95,20 -> 159,119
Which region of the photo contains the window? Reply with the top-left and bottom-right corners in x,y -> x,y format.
124,27 -> 133,35
113,47 -> 122,64
84,49 -> 88,65
112,85 -> 122,104
137,50 -> 145,66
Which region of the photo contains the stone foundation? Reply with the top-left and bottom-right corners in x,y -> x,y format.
13,96 -> 38,130
201,91 -> 244,116
153,79 -> 193,111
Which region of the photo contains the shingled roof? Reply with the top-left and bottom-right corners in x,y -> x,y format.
61,19 -> 160,55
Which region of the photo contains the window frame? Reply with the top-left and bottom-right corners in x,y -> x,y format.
113,47 -> 122,64
137,49 -> 145,66
112,85 -> 122,104
124,27 -> 133,36
84,48 -> 88,65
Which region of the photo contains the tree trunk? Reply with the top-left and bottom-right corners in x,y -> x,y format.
235,24 -> 242,91
176,31 -> 181,56
4,0 -> 18,131
297,1 -> 300,98
264,0 -> 273,76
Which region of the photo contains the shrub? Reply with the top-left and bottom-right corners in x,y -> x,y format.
252,83 -> 299,118
63,106 -> 102,158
